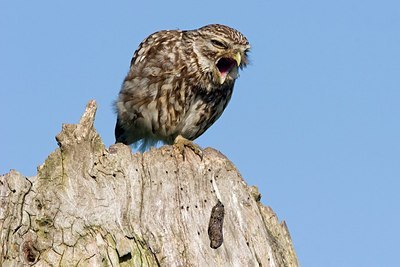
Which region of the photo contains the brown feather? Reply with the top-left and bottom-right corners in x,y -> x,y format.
115,24 -> 250,150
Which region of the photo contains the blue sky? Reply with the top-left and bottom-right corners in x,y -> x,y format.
1,1 -> 399,266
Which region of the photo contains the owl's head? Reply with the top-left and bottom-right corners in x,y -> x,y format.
191,24 -> 250,85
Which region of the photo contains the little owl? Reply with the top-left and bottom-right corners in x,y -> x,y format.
115,24 -> 250,156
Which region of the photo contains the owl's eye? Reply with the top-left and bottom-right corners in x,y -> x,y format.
211,39 -> 227,49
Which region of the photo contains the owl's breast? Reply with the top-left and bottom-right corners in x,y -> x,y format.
178,83 -> 234,141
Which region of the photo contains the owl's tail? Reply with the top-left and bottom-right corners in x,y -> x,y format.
114,117 -> 128,145
114,116 -> 161,152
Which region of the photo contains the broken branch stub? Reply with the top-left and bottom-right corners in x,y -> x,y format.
0,100 -> 299,266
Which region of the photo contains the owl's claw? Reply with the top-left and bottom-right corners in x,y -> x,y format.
173,135 -> 203,160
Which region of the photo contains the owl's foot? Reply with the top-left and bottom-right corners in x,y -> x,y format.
173,135 -> 203,160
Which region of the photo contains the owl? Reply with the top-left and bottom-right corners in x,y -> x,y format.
115,24 -> 250,156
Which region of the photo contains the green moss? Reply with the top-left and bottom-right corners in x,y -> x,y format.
36,149 -> 63,182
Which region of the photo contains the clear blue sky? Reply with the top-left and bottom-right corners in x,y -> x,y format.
1,1 -> 399,266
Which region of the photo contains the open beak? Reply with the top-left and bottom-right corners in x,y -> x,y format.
217,52 -> 242,84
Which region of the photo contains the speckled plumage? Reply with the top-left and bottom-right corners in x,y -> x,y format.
115,24 -> 250,150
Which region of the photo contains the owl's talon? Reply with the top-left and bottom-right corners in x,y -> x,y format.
174,135 -> 203,160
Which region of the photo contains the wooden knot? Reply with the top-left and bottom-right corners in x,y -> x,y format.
21,240 -> 39,264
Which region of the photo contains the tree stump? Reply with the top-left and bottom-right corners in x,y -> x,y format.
0,100 -> 299,266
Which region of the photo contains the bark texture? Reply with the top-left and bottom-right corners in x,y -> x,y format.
0,100 -> 299,266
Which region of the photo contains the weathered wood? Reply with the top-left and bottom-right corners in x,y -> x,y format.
0,100 -> 299,266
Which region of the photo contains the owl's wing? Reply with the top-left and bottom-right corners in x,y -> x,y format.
121,30 -> 184,105
115,30 -> 185,146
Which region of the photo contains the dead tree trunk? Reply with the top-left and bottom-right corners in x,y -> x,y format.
0,100 -> 299,266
